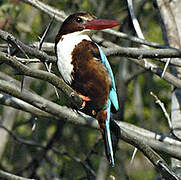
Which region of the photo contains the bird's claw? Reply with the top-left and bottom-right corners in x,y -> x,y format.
78,94 -> 91,109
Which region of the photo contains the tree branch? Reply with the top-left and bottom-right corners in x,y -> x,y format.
129,58 -> 181,89
104,46 -> 181,59
19,0 -> 67,21
117,121 -> 181,160
3,40 -> 181,67
20,0 -> 172,50
0,51 -> 82,109
0,29 -> 56,63
150,91 -> 172,130
2,28 -> 181,71
118,124 -> 179,180
103,29 -> 168,49
0,73 -> 181,161
0,92 -> 53,119
0,78 -> 96,128
0,169 -> 35,180
2,1 -> 181,177
2,30 -> 181,92
0,51 -> 181,161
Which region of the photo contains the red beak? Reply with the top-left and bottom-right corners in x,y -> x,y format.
85,19 -> 120,30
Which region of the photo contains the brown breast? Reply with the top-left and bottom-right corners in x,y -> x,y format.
71,40 -> 112,110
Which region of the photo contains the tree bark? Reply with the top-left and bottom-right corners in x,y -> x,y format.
157,0 -> 181,178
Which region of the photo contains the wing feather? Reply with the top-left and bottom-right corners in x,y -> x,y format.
95,44 -> 119,110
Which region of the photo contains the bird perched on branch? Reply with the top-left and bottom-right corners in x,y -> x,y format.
55,12 -> 119,166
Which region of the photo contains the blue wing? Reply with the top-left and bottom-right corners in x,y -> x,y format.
96,44 -> 119,166
96,44 -> 119,111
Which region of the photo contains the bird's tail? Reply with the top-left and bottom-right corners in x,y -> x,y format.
96,100 -> 115,166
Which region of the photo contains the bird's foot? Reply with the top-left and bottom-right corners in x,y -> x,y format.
78,94 -> 91,109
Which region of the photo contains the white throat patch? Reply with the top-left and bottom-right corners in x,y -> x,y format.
56,31 -> 91,84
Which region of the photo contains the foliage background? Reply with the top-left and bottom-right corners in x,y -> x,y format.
0,0 -> 176,179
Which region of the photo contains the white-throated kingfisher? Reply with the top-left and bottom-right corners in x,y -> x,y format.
55,13 -> 119,166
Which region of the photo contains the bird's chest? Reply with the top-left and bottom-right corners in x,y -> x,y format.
56,34 -> 91,84
71,53 -> 111,108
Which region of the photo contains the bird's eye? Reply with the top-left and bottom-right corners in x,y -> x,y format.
76,17 -> 83,23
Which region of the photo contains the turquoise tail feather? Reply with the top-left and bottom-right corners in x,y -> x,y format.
105,99 -> 115,166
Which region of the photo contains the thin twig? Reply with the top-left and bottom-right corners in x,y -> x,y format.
7,35 -> 29,59
7,34 -> 30,92
130,148 -> 137,164
38,16 -> 54,51
161,58 -> 171,77
0,125 -> 45,147
128,57 -> 181,90
85,138 -> 101,161
127,0 -> 145,39
150,91 -> 172,130
61,151 -> 96,177
38,16 -> 59,99
15,57 -> 40,64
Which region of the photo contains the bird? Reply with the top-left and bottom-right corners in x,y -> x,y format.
55,12 -> 119,166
